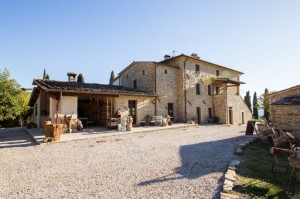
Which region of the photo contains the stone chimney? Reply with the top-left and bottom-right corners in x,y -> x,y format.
191,53 -> 200,59
164,54 -> 171,60
67,72 -> 77,82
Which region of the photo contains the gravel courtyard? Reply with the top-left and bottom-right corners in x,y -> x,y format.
0,125 -> 250,199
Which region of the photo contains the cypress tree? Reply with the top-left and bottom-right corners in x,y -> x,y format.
244,91 -> 252,113
77,73 -> 85,83
43,69 -> 46,79
109,70 -> 115,85
253,92 -> 258,119
263,88 -> 270,121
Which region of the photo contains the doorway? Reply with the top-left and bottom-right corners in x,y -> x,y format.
229,107 -> 233,125
196,107 -> 201,124
242,112 -> 244,124
168,103 -> 174,121
128,100 -> 137,125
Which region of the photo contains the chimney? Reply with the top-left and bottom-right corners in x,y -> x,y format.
164,54 -> 171,60
191,53 -> 200,59
67,72 -> 77,82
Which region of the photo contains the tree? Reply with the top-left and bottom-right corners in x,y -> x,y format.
77,73 -> 85,83
109,70 -> 115,85
262,88 -> 270,121
253,92 -> 258,119
43,68 -> 47,79
0,68 -> 28,122
244,91 -> 252,113
43,68 -> 50,80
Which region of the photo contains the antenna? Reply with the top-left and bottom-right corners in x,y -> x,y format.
172,50 -> 177,57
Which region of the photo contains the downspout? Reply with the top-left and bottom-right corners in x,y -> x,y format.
183,57 -> 188,120
154,63 -> 159,115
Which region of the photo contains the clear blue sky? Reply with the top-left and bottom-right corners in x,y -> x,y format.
0,1 -> 299,98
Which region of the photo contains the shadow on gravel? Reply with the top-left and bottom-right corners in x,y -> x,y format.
0,127 -> 38,149
138,135 -> 246,198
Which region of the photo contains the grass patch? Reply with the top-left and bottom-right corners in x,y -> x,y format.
233,141 -> 300,199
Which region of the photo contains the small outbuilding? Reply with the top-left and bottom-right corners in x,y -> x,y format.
29,73 -> 156,130
269,85 -> 300,130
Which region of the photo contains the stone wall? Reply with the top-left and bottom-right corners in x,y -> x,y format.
227,95 -> 252,125
155,65 -> 178,119
269,86 -> 300,129
270,105 -> 300,129
213,94 -> 227,124
114,95 -> 155,125
119,62 -> 155,92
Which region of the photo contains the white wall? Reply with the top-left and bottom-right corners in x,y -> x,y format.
61,96 -> 78,119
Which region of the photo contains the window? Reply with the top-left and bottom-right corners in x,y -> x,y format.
208,85 -> 211,96
165,69 -> 168,74
126,75 -> 128,79
208,108 -> 212,118
133,79 -> 137,89
215,86 -> 220,95
143,70 -> 145,75
196,83 -> 200,95
216,70 -> 220,76
195,64 -> 200,73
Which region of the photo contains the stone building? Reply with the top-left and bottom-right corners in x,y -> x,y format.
113,53 -> 252,125
269,85 -> 300,129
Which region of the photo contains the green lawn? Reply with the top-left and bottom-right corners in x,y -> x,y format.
233,141 -> 300,199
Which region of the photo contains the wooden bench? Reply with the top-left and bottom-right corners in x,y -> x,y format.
151,116 -> 163,126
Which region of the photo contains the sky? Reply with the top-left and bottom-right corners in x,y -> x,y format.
0,1 -> 299,98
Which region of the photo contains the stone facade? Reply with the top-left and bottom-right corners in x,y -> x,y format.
114,54 -> 252,125
270,105 -> 300,129
269,85 -> 300,129
114,95 -> 155,124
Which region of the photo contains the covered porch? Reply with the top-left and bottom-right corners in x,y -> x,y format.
25,123 -> 197,144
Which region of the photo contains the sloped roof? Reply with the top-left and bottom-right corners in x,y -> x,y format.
116,61 -> 179,77
160,54 -> 244,74
272,95 -> 300,105
33,79 -> 156,97
269,85 -> 300,97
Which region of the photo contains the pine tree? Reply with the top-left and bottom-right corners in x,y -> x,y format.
109,70 -> 115,85
253,92 -> 258,119
263,88 -> 270,121
43,69 -> 47,79
45,74 -> 50,80
77,73 -> 85,83
244,91 -> 252,113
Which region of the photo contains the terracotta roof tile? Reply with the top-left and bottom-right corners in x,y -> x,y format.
33,79 -> 156,97
272,95 -> 300,105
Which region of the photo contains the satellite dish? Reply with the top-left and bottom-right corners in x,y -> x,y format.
222,71 -> 232,78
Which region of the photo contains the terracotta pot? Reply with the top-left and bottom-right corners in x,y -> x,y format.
56,124 -> 64,134
53,125 -> 61,141
44,125 -> 53,137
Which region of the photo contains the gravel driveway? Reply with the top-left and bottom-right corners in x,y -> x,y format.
0,125 -> 249,199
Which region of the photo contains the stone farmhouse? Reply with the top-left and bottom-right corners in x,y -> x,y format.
269,85 -> 300,130
29,53 -> 252,129
113,53 -> 252,125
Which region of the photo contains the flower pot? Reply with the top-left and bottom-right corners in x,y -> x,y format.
44,125 -> 54,137
53,125 -> 61,141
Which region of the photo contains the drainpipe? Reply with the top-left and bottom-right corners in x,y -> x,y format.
183,57 -> 188,120
154,63 -> 159,116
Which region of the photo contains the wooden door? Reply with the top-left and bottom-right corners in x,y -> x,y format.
167,103 -> 174,121
242,112 -> 244,124
229,107 -> 233,125
196,107 -> 201,124
128,100 -> 137,125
